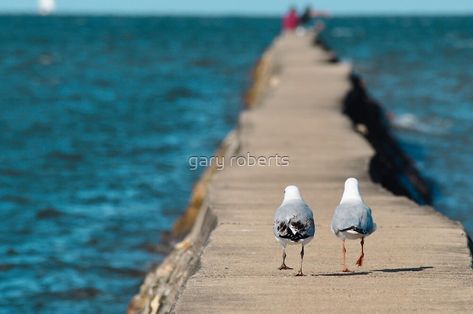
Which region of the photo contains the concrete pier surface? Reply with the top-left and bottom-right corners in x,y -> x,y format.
136,33 -> 473,313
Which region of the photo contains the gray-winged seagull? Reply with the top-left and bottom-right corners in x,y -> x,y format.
331,178 -> 376,272
273,185 -> 315,276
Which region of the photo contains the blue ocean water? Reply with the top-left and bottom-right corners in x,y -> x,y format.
0,16 -> 278,313
323,16 -> 473,238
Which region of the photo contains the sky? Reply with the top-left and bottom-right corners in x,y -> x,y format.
2,0 -> 473,15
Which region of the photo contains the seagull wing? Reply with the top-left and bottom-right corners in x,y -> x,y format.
331,202 -> 376,235
273,200 -> 315,242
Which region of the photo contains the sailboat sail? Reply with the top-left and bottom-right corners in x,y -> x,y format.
38,0 -> 56,15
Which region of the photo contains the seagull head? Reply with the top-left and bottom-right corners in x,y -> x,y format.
283,185 -> 303,203
340,177 -> 363,204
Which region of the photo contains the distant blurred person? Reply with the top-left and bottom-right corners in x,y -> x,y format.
282,7 -> 299,31
299,5 -> 331,30
299,6 -> 313,27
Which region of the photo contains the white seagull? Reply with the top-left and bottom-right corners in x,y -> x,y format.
273,186 -> 315,276
331,178 -> 376,272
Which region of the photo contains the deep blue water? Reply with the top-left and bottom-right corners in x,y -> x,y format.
0,16 -> 278,313
323,16 -> 473,238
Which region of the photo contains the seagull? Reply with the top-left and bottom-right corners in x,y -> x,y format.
273,185 -> 315,276
331,178 -> 376,272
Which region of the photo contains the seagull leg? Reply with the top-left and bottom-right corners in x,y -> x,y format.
342,240 -> 350,272
355,237 -> 365,267
296,245 -> 305,276
278,248 -> 293,270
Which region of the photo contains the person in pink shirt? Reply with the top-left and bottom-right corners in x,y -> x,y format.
282,7 -> 299,31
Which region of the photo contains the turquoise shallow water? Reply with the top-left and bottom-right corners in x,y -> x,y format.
322,16 -> 473,238
0,16 -> 278,313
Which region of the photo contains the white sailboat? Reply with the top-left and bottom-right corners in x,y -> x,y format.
38,0 -> 56,16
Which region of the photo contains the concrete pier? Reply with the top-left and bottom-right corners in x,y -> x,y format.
134,33 -> 473,313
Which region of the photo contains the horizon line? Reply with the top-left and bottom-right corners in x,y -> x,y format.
1,10 -> 473,18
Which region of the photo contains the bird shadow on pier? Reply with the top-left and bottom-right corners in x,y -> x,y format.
374,266 -> 433,273
313,271 -> 371,277
313,266 -> 433,277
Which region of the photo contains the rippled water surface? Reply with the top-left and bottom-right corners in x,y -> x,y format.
323,16 -> 473,238
0,16 -> 278,313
